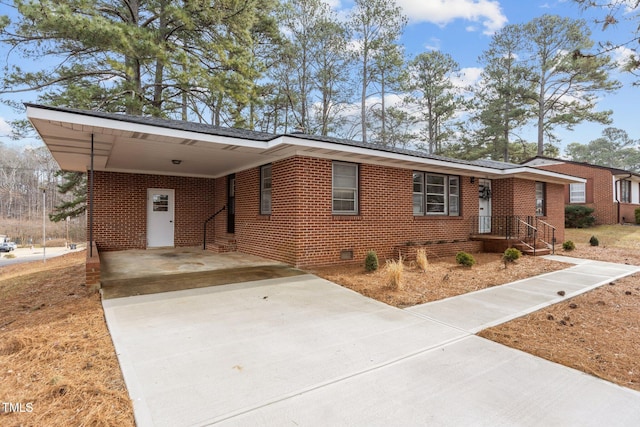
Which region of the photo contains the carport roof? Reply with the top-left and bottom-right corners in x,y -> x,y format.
26,103 -> 582,184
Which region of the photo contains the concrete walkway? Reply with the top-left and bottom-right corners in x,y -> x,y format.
407,255 -> 640,333
102,257 -> 640,426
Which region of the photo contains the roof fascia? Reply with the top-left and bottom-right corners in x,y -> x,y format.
501,167 -> 585,184
26,105 -> 272,150
277,136 -> 500,176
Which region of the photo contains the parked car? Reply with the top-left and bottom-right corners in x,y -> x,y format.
0,242 -> 15,252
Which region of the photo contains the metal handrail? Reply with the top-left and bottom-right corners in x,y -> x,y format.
515,217 -> 537,256
535,218 -> 556,255
471,215 -> 555,256
203,205 -> 226,250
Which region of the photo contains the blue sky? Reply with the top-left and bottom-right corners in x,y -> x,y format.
1,0 -> 638,153
379,0 -> 640,152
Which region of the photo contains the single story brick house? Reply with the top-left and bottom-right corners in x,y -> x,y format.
27,104 -> 581,284
523,156 -> 640,225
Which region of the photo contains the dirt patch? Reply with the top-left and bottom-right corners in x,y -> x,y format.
0,252 -> 134,426
312,252 -> 569,308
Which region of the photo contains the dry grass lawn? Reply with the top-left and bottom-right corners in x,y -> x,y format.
0,252 -> 134,426
0,224 -> 638,425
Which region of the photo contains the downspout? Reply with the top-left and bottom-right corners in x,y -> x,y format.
89,134 -> 95,257
614,174 -> 632,224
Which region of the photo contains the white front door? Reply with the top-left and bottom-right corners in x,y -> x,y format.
478,179 -> 492,233
147,188 -> 175,247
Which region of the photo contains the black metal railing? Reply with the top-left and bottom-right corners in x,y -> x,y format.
203,205 -> 226,250
534,217 -> 556,255
471,215 -> 556,255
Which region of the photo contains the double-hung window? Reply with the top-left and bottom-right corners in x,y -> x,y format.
569,183 -> 586,203
620,179 -> 632,203
260,164 -> 272,215
332,162 -> 358,214
413,172 -> 460,216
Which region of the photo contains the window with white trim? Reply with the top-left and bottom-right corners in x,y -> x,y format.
569,183 -> 585,203
620,179 -> 631,203
260,164 -> 272,214
332,162 -> 358,214
535,182 -> 545,216
413,172 -> 460,216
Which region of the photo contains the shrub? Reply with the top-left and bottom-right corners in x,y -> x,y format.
364,250 -> 379,272
415,248 -> 428,272
503,247 -> 522,263
589,236 -> 599,247
385,257 -> 404,290
635,207 -> 640,224
456,251 -> 476,267
562,240 -> 576,251
565,205 -> 596,228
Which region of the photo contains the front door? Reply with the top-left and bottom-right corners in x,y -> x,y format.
227,174 -> 235,234
147,188 -> 175,247
478,179 -> 492,233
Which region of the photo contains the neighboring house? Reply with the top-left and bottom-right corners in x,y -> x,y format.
26,104 -> 581,285
523,156 -> 640,225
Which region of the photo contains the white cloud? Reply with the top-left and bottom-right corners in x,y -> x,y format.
613,45 -> 636,70
0,117 -> 12,136
424,37 -> 441,51
452,67 -> 483,88
396,0 -> 508,35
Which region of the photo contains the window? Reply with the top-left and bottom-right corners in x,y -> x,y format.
332,162 -> 358,214
569,183 -> 586,203
535,182 -> 545,216
620,179 -> 632,203
413,172 -> 460,216
260,164 -> 272,215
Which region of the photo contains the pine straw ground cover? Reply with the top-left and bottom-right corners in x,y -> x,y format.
0,252 -> 134,426
1,225 -> 638,425
311,253 -> 570,308
313,225 -> 640,392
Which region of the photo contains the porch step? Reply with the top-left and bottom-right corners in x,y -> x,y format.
512,241 -> 552,256
518,247 -> 552,256
206,238 -> 237,253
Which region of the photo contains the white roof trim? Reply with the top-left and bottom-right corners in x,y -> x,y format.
27,105 -> 584,184
27,105 -> 271,150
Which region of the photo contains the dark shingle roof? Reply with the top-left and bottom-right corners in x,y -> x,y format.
286,133 -> 523,171
27,103 -> 526,171
523,156 -> 640,178
25,103 -> 278,142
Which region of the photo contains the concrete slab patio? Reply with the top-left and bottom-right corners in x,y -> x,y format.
102,257 -> 640,427
100,248 -> 305,298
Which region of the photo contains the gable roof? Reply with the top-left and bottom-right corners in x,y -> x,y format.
26,104 -> 582,184
522,156 -> 640,179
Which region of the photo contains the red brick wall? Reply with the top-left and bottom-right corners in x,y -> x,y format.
233,156 -> 482,267
91,171 -> 215,251
536,163 -> 617,224
481,178 -> 564,242
546,183 -> 566,243
91,161 -> 567,268
620,203 -> 639,224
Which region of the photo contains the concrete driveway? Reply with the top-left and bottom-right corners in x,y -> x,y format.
103,269 -> 640,427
